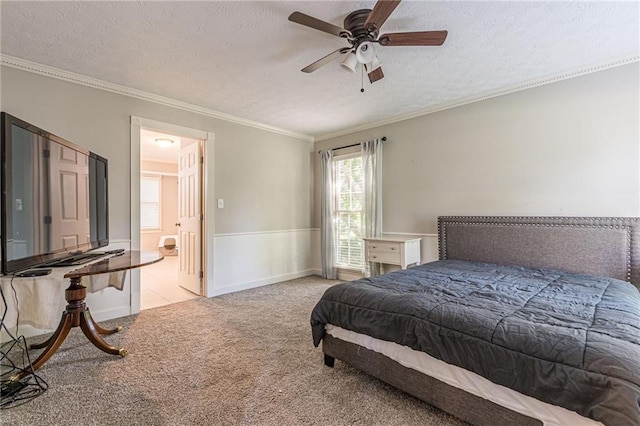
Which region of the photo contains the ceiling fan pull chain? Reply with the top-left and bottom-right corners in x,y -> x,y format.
361,64 -> 365,93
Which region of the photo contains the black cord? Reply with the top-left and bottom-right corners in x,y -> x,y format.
10,278 -> 19,338
0,276 -> 48,408
0,277 -> 18,342
0,334 -> 49,409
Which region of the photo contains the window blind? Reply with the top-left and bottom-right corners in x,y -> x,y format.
334,156 -> 364,270
141,176 -> 161,229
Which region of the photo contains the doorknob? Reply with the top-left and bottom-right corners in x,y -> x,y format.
175,222 -> 181,227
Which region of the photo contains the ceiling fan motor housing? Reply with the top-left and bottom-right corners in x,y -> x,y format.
344,9 -> 378,47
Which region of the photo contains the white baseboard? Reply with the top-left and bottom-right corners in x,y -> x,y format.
90,306 -> 132,323
211,269 -> 317,297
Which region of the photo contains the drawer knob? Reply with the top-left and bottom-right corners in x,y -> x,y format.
372,245 -> 377,248
391,247 -> 395,250
372,256 -> 377,259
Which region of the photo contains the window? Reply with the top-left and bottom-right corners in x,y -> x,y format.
140,176 -> 161,229
334,155 -> 364,270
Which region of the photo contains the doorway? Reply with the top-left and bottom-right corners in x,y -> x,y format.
138,127 -> 204,310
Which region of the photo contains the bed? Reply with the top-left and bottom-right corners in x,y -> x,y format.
311,216 -> 640,426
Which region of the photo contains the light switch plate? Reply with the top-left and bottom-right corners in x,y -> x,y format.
217,198 -> 224,208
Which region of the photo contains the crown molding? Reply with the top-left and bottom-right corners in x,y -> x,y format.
4,53 -> 637,144
0,55 -> 314,142
314,55 -> 640,142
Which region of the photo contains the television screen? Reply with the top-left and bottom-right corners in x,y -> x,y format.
89,153 -> 109,246
1,113 -> 109,274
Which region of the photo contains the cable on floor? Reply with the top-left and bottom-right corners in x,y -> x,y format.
0,276 -> 48,408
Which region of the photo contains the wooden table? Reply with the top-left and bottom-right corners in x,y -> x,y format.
16,251 -> 163,378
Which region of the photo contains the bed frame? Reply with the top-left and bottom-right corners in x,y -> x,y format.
322,216 -> 640,426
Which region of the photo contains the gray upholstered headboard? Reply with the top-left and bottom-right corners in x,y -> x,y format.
438,216 -> 640,289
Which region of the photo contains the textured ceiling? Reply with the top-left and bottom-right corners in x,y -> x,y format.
1,1 -> 639,138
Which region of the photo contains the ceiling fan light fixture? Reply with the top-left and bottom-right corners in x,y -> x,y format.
368,55 -> 382,72
155,138 -> 175,148
340,52 -> 358,73
356,41 -> 376,64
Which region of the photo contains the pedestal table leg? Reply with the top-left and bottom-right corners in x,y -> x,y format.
17,277 -> 126,379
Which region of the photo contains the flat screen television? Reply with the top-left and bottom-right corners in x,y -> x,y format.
1,112 -> 109,274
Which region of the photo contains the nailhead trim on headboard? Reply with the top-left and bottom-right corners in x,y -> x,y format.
437,216 -> 639,287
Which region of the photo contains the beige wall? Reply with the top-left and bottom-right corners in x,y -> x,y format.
215,125 -> 313,233
1,66 -> 313,240
314,63 -> 640,234
141,160 -> 178,175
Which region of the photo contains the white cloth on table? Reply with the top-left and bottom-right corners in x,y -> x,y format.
0,260 -> 127,332
85,270 -> 126,292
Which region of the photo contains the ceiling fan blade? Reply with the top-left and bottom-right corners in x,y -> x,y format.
288,11 -> 350,38
379,31 -> 448,46
301,48 -> 349,73
368,67 -> 385,84
364,0 -> 401,32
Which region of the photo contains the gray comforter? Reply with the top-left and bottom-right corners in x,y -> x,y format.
310,260 -> 640,426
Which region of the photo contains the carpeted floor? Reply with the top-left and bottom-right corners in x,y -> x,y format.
2,276 -> 467,425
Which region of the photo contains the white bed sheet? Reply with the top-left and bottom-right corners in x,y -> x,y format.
326,324 -> 602,426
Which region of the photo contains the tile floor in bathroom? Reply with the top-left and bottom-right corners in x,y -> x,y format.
140,255 -> 200,310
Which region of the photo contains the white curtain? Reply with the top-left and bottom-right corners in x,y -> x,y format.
319,150 -> 337,279
362,138 -> 383,277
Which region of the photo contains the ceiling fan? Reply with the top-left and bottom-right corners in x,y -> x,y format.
288,0 -> 448,85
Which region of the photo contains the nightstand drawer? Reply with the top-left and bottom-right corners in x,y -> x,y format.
366,241 -> 401,253
363,236 -> 422,273
367,251 -> 401,264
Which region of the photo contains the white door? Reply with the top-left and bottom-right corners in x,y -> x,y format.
48,142 -> 91,251
177,141 -> 202,295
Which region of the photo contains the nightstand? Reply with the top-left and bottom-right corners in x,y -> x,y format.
363,236 -> 422,271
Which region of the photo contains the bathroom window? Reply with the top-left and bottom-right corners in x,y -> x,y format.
141,176 -> 161,229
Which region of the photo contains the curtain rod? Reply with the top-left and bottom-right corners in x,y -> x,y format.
318,136 -> 386,154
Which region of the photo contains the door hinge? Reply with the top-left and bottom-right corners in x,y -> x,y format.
44,216 -> 52,224
43,149 -> 50,158
200,156 -> 204,164
198,271 -> 204,279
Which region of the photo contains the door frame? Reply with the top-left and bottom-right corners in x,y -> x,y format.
130,116 -> 215,314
